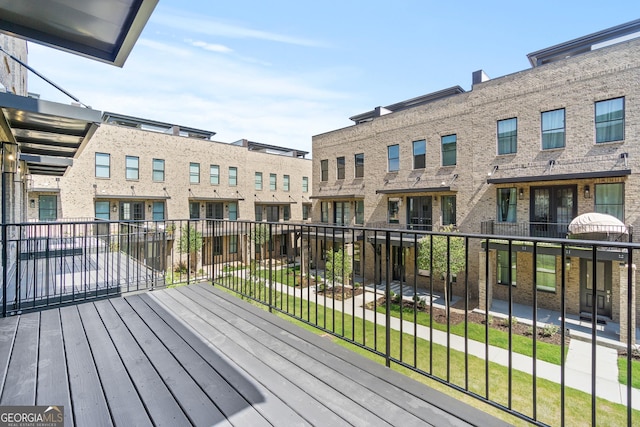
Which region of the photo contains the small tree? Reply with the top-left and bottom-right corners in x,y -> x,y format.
252,223 -> 271,264
417,225 -> 465,304
325,247 -> 353,286
177,224 -> 203,272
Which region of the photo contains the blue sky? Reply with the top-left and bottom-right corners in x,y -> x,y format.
26,1 -> 639,154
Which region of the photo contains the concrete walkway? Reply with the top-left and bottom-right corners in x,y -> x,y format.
227,270 -> 640,410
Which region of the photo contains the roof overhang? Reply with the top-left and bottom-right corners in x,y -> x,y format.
255,201 -> 297,205
95,195 -> 170,200
486,169 -> 631,185
309,194 -> 360,200
0,0 -> 158,67
376,187 -> 451,194
188,197 -> 245,202
1,92 -> 101,176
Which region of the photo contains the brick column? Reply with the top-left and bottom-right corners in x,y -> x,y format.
619,263 -> 636,345
478,250 -> 494,312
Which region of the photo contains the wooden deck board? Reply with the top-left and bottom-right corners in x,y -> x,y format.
0,283 -> 511,427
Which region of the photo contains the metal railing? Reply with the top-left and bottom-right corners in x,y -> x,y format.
1,218 -> 639,425
481,219 -> 632,241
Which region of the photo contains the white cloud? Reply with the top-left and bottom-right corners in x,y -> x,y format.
187,40 -> 233,53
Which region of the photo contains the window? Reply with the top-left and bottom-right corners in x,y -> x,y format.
336,156 -> 345,180
541,109 -> 565,149
334,202 -> 350,225
120,202 -> 144,221
441,195 -> 456,226
95,153 -> 110,178
302,176 -> 309,192
229,235 -> 238,254
441,135 -> 457,166
321,202 -> 329,223
213,236 -> 222,256
536,254 -> 556,292
497,188 -> 517,222
595,183 -> 624,221
38,195 -> 57,221
497,250 -> 516,286
270,173 -> 277,190
206,202 -> 223,219
413,140 -> 426,169
283,175 -> 290,191
152,159 -> 165,181
302,204 -> 311,220
388,200 -> 400,224
189,202 -> 200,219
283,205 -> 290,221
190,162 -> 200,184
497,118 -> 517,155
355,200 -> 364,225
126,156 -> 139,180
255,205 -> 263,221
95,201 -> 110,220
354,153 -> 364,178
255,172 -> 263,190
595,97 -> 624,143
321,160 -> 328,181
387,145 -> 399,172
210,165 -> 219,185
228,202 -> 238,221
152,202 -> 165,221
229,167 -> 237,186
266,205 -> 279,222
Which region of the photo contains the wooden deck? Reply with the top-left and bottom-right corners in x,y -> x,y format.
0,283 -> 510,426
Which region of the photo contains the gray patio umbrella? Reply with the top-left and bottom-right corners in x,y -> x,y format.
568,212 -> 629,241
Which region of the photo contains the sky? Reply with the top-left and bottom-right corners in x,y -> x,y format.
26,1 -> 640,155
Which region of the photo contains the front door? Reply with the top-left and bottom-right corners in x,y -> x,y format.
392,246 -> 404,281
580,259 -> 613,319
530,185 -> 576,237
407,196 -> 432,230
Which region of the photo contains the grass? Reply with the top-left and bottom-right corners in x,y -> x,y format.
378,302 -> 567,365
255,265 -> 308,287
214,277 -> 639,426
618,356 -> 640,389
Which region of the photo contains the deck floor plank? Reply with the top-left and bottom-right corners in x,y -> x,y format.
37,309 -> 74,427
0,315 -> 18,400
59,306 -> 112,427
126,295 -> 273,427
92,299 -> 191,427
76,302 -> 152,427
0,312 -> 39,406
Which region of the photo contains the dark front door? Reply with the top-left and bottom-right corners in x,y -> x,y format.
392,246 -> 404,281
407,196 -> 432,230
530,185 -> 576,237
580,260 -> 613,319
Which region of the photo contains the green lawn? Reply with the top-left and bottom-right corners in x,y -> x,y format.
618,356 -> 640,389
214,278 -> 638,426
255,266 -> 308,287
378,302 -> 567,365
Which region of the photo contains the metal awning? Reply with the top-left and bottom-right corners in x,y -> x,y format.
376,187 -> 451,194
1,92 -> 101,176
95,195 -> 170,200
188,197 -> 245,202
487,169 -> 631,184
0,0 -> 158,67
309,194 -> 361,200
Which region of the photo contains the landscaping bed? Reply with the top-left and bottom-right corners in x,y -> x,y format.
317,286 -> 364,301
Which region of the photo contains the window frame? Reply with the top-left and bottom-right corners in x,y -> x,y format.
354,153 -> 364,178
125,155 -> 139,180
497,250 -> 516,286
387,144 -> 400,172
320,159 -> 329,181
95,201 -> 110,220
152,201 -> 165,221
95,152 -> 110,178
229,235 -> 238,254
441,195 -> 456,226
255,172 -> 263,190
536,254 -> 557,292
595,97 -> 624,143
210,165 -> 219,185
152,158 -> 165,182
355,200 -> 364,225
336,156 -> 345,180
283,175 -> 290,192
541,108 -> 565,150
497,118 -> 517,155
302,176 -> 309,192
412,140 -> 426,169
594,183 -> 624,221
189,162 -> 200,184
228,166 -> 237,186
441,134 -> 457,166
497,188 -> 517,223
269,173 -> 277,191
320,202 -> 329,223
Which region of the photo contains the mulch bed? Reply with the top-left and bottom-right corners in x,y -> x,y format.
371,297 -> 569,346
316,286 -> 364,301
618,349 -> 640,361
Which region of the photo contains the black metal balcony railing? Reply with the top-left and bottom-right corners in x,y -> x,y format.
1,218 -> 639,426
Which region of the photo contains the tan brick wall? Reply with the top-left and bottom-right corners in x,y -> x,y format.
0,34 -> 27,96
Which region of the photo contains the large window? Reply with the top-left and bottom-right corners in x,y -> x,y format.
229,167 -> 237,186
210,165 -> 219,185
95,201 -> 110,220
283,175 -> 290,191
541,109 -> 565,149
497,118 -> 517,155
152,159 -> 165,182
302,176 -> 309,192
536,254 -> 556,292
355,200 -> 364,225
388,200 -> 400,224
595,183 -> 624,221
497,250 -> 516,286
119,202 -> 144,221
321,202 -> 329,223
441,135 -> 456,166
95,153 -> 110,178
354,153 -> 364,178
270,173 -> 277,190
266,205 -> 279,222
595,97 -> 624,143
190,162 -> 200,184
229,235 -> 238,254
441,195 -> 456,226
255,172 -> 263,190
413,140 -> 426,169
497,188 -> 517,222
125,156 -> 139,180
213,236 -> 222,256
152,202 -> 165,221
38,195 -> 57,221
387,145 -> 400,172
302,204 -> 311,220
320,160 -> 328,181
336,156 -> 345,180
189,202 -> 200,219
283,205 -> 290,221
228,202 -> 238,220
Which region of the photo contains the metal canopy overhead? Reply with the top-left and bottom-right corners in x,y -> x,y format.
1,91 -> 101,176
0,0 -> 158,67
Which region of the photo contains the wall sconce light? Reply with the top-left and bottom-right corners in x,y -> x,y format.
1,142 -> 18,173
519,188 -> 524,200
584,185 -> 591,199
488,165 -> 499,177
148,204 -> 152,212
565,258 -> 572,271
30,199 -> 35,208
112,204 -> 117,212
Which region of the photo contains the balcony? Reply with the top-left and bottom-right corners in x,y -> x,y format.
481,220 -> 573,238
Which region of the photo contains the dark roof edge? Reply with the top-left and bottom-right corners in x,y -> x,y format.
487,169 -> 631,184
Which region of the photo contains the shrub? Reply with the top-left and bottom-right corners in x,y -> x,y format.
541,323 -> 559,337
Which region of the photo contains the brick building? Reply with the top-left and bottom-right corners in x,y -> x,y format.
311,20 -> 640,327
